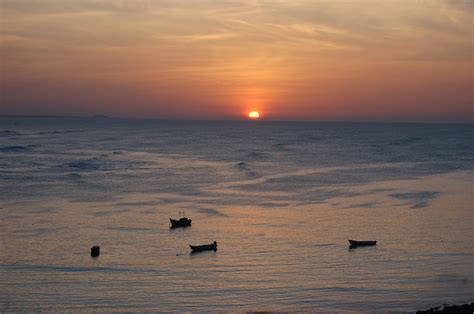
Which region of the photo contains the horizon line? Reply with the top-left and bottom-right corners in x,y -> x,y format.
0,114 -> 472,125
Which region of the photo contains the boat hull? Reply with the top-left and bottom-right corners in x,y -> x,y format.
190,243 -> 217,252
170,218 -> 192,228
348,240 -> 377,247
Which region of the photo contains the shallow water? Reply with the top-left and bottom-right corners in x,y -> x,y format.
0,118 -> 473,311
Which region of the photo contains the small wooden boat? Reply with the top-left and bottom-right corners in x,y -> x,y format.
190,241 -> 217,252
348,240 -> 377,247
170,217 -> 192,228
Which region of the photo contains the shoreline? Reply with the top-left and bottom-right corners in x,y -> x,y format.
416,303 -> 474,313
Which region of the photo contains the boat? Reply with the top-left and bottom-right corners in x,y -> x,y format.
90,245 -> 100,258
190,241 -> 217,252
170,217 -> 192,228
348,240 -> 377,247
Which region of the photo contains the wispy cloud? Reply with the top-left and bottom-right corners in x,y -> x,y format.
165,33 -> 238,42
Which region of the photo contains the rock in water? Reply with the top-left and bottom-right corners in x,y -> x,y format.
91,245 -> 100,258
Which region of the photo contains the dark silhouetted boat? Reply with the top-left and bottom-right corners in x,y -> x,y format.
348,240 -> 377,247
170,217 -> 192,228
90,245 -> 100,257
190,241 -> 217,252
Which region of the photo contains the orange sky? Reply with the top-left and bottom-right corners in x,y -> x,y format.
1,0 -> 473,121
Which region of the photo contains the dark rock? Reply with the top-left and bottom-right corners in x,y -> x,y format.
417,303 -> 474,314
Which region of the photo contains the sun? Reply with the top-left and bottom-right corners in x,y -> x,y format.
248,111 -> 260,119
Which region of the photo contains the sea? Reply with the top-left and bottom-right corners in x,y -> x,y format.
0,117 -> 473,312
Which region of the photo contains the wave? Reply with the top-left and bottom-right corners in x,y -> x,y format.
309,243 -> 338,248
1,130 -> 21,136
36,129 -> 87,135
66,173 -> 82,180
345,201 -> 380,209
90,209 -> 129,216
389,136 -> 423,146
0,145 -> 34,152
1,129 -> 86,137
389,191 -> 440,209
196,207 -> 228,217
67,158 -> 102,171
0,263 -> 158,274
104,226 -> 153,232
236,161 -> 258,177
259,202 -> 290,207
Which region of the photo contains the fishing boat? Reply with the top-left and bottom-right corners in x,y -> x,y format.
190,241 -> 217,252
348,240 -> 377,247
170,217 -> 192,228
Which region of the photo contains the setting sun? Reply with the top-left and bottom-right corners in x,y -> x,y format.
248,111 -> 260,119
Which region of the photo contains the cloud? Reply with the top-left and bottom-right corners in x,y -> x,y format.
1,0 -> 472,120
165,33 -> 238,42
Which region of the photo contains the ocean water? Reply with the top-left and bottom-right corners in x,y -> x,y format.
0,117 -> 472,312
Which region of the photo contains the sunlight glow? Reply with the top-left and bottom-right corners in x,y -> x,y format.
248,111 -> 260,119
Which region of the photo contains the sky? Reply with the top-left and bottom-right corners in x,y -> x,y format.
1,0 -> 473,121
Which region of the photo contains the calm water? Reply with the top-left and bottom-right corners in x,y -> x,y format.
0,117 -> 473,312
